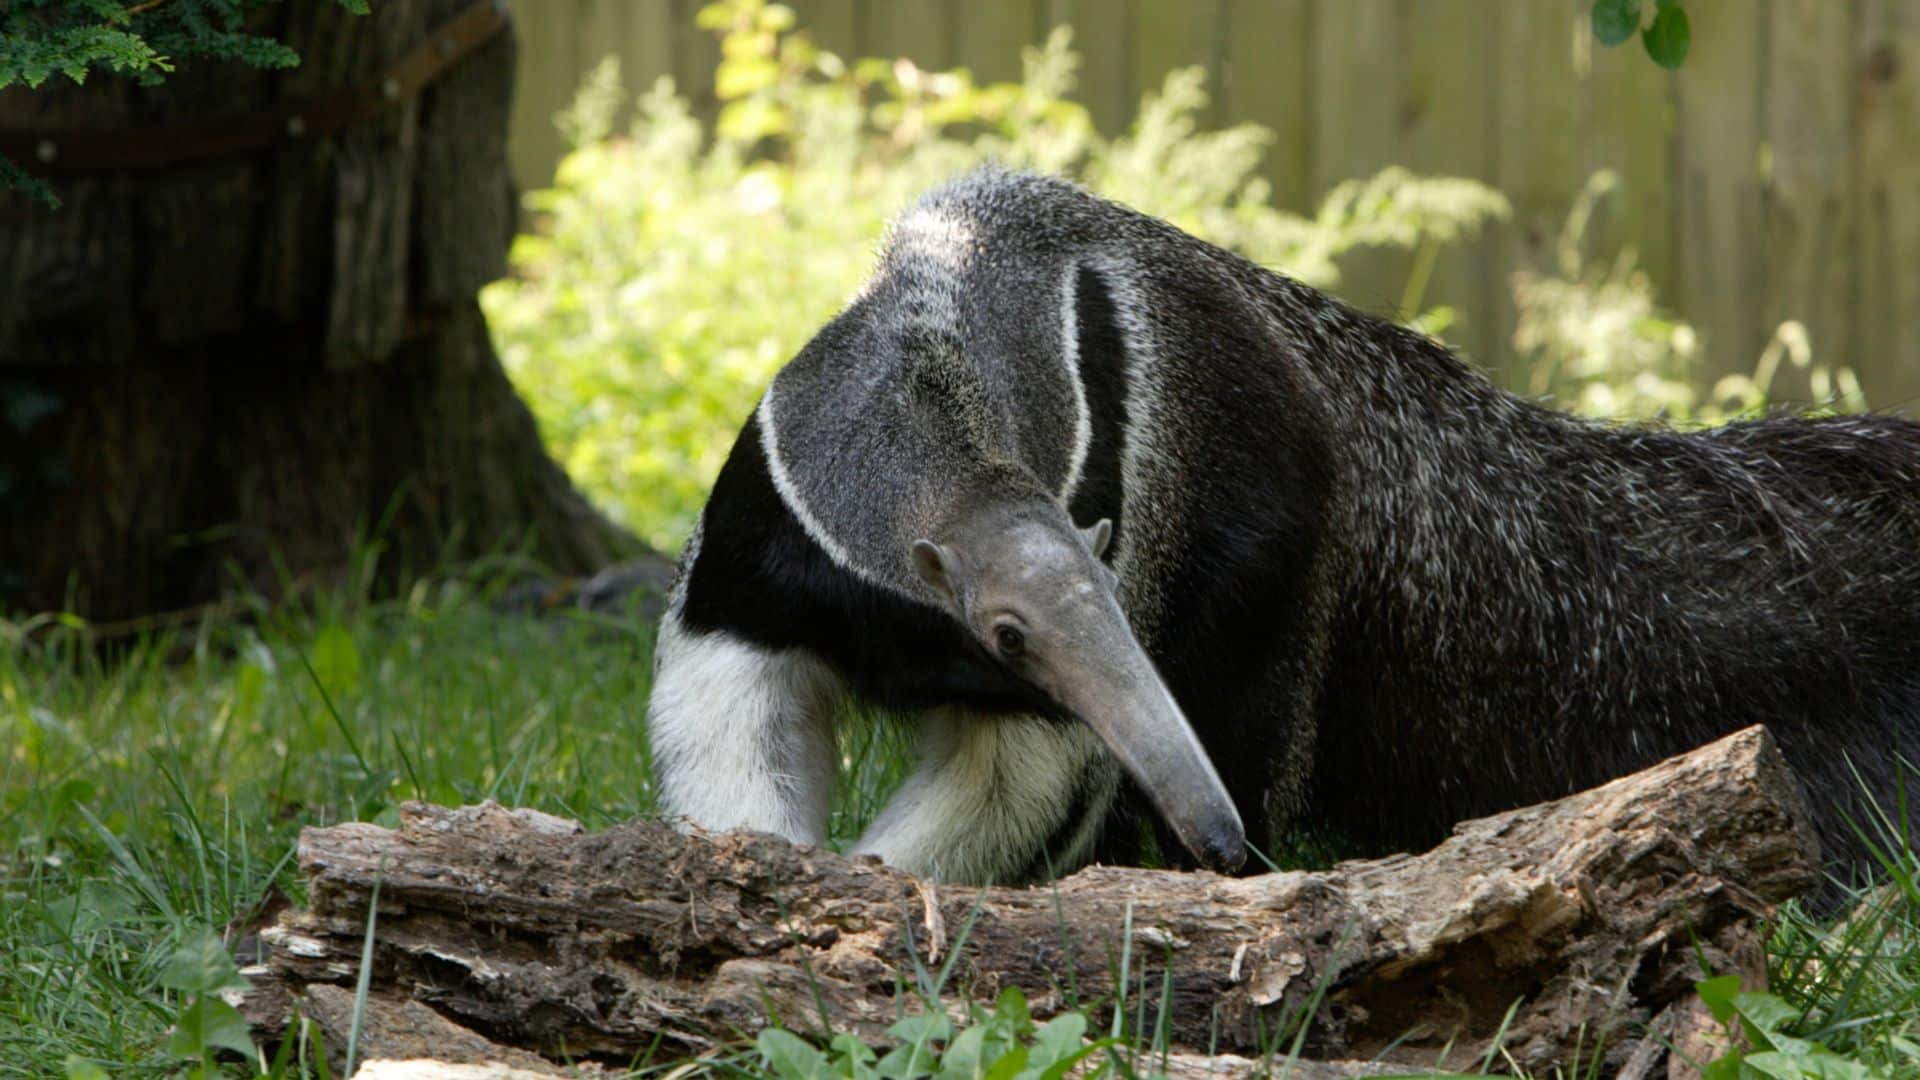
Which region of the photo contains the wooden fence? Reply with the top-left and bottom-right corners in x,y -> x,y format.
506,0 -> 1920,410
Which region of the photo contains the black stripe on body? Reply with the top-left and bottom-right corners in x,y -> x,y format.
682,415 -> 1060,717
1065,266 -> 1128,538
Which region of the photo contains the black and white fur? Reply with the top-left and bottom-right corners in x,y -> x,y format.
651,167 -> 1920,886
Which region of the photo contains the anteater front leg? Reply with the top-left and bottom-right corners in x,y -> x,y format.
851,709 -> 1119,884
647,609 -> 843,846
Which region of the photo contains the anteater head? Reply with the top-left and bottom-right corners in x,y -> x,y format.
909,494 -> 1247,873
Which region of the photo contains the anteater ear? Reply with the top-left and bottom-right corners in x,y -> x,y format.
911,539 -> 958,605
1080,518 -> 1113,560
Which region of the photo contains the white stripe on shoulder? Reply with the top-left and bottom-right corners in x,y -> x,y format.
1081,253 -> 1176,641
1056,265 -> 1093,503
756,385 -> 885,587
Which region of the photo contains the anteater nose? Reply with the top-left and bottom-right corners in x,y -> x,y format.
1201,823 -> 1247,874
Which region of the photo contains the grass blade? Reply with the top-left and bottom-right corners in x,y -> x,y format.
343,859 -> 386,1079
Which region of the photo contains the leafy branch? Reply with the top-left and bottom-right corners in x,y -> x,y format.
0,0 -> 368,205
1592,0 -> 1692,69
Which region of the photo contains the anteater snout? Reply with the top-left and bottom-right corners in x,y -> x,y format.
1198,820 -> 1247,874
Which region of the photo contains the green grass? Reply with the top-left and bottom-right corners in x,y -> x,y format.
2,579 -> 631,1074
0,565 -> 931,1078
3,568 -> 1918,1078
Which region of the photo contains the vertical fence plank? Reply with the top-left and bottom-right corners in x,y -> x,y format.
794,0 -> 862,60
669,0 -> 723,122
1401,1 -> 1500,371
862,0 -> 954,69
954,0 -> 1038,84
1312,0 -> 1405,319
1492,1 -> 1587,391
577,0 -> 649,89
563,0 -> 676,158
1584,21 -> 1675,310
621,0 -> 680,98
575,0 -> 621,84
1673,0 -> 1767,384
1855,1 -> 1920,413
1132,0 -> 1222,124
507,0 -> 580,190
1047,0 -> 1132,135
1221,0 -> 1311,213
1758,0 -> 1853,407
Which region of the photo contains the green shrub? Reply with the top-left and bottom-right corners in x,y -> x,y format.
481,0 -> 1509,553
1510,170 -> 1865,424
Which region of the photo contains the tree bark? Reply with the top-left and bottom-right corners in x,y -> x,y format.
240,726 -> 1818,1078
0,1 -> 643,622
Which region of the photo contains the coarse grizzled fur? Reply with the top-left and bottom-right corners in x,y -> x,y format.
654,165 -> 1920,887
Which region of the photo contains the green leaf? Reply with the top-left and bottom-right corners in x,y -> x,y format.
830,1032 -> 877,1064
39,881 -> 133,941
1030,1041 -> 1108,1080
1699,1051 -> 1745,1080
1730,990 -> 1798,1038
716,57 -> 780,99
1811,1053 -> 1878,1080
830,1032 -> 880,1080
311,623 -> 362,698
230,661 -> 268,725
760,1028 -> 831,1080
1740,1050 -> 1830,1080
761,5 -> 798,32
1695,975 -> 1743,1025
159,927 -> 250,996
980,1043 -> 1030,1080
887,1013 -> 953,1046
1641,3 -> 1690,68
876,1044 -> 938,1080
716,97 -> 790,142
990,987 -> 1031,1036
1591,0 -> 1642,46
168,996 -> 258,1061
877,1027 -> 944,1080
1028,1012 -> 1086,1067
935,1024 -> 988,1080
63,1057 -> 109,1080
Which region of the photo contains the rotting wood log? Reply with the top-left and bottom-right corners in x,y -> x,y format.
241,726 -> 1818,1077
299,987 -> 1395,1080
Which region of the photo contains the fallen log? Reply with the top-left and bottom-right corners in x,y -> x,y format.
241,725 -> 1818,1077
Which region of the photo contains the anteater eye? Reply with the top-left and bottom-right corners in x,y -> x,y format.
994,625 -> 1025,658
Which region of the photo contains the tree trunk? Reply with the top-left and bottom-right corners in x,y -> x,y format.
0,1 -> 641,622
240,726 -> 1818,1078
